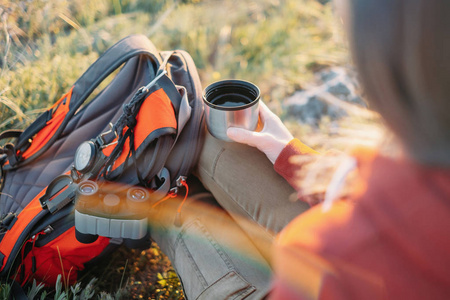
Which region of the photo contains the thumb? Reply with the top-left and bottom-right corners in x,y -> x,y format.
227,127 -> 260,145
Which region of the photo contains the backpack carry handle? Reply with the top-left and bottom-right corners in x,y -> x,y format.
70,34 -> 161,110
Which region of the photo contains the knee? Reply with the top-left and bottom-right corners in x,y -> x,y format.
170,218 -> 271,299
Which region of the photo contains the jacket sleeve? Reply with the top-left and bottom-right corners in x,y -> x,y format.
274,138 -> 319,191
270,203 -> 385,300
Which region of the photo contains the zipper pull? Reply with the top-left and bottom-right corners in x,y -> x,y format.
176,176 -> 187,187
174,176 -> 188,227
43,225 -> 54,234
170,176 -> 188,195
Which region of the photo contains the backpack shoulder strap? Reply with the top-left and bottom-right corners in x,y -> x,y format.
3,35 -> 161,170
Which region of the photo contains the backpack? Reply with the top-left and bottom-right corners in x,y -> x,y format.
0,34 -> 205,287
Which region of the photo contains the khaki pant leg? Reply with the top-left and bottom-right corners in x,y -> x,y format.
194,132 -> 310,261
150,192 -> 272,300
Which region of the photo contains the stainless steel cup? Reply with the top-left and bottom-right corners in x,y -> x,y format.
203,80 -> 260,141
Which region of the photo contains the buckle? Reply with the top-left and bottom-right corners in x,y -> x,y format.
3,143 -> 19,167
98,123 -> 118,149
0,212 -> 16,230
39,175 -> 76,214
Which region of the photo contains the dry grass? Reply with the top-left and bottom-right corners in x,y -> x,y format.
0,0 -> 361,298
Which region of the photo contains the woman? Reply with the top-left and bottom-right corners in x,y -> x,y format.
230,0 -> 450,298
150,0 -> 450,298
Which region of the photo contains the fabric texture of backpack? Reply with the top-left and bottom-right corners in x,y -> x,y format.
0,34 -> 205,287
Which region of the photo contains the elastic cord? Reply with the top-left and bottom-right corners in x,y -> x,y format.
151,192 -> 177,208
174,180 -> 189,227
150,180 -> 189,228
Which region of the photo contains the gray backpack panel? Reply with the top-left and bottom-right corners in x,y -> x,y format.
0,35 -> 205,278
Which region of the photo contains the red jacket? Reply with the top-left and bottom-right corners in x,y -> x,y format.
271,139 -> 450,299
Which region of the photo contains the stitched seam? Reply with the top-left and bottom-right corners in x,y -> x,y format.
196,272 -> 233,299
212,148 -> 225,178
194,219 -> 234,270
173,219 -> 193,249
5,182 -> 49,188
197,272 -> 255,300
233,285 -> 256,299
178,237 -> 208,287
175,219 -> 234,271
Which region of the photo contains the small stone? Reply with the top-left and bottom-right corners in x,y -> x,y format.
327,82 -> 351,99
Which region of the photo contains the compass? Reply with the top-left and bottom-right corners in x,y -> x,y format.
74,141 -> 97,173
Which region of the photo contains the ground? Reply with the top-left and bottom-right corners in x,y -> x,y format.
0,1 -> 377,298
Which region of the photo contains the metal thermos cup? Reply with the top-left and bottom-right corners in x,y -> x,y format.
203,80 -> 260,141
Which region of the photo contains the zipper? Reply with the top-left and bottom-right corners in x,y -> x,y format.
19,227 -> 50,284
34,217 -> 73,247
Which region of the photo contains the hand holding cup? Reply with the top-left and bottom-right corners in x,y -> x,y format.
227,101 -> 293,164
203,79 -> 293,164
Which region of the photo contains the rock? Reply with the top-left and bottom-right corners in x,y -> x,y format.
327,82 -> 351,100
319,68 -> 340,82
350,95 -> 367,108
284,67 -> 364,126
286,94 -> 344,126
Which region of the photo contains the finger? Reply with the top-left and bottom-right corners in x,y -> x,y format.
258,101 -> 271,124
259,101 -> 281,125
227,127 -> 260,146
259,101 -> 278,117
257,102 -> 280,133
257,101 -> 272,132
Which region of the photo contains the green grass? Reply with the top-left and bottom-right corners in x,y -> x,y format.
0,0 -> 348,130
0,0 -> 349,298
